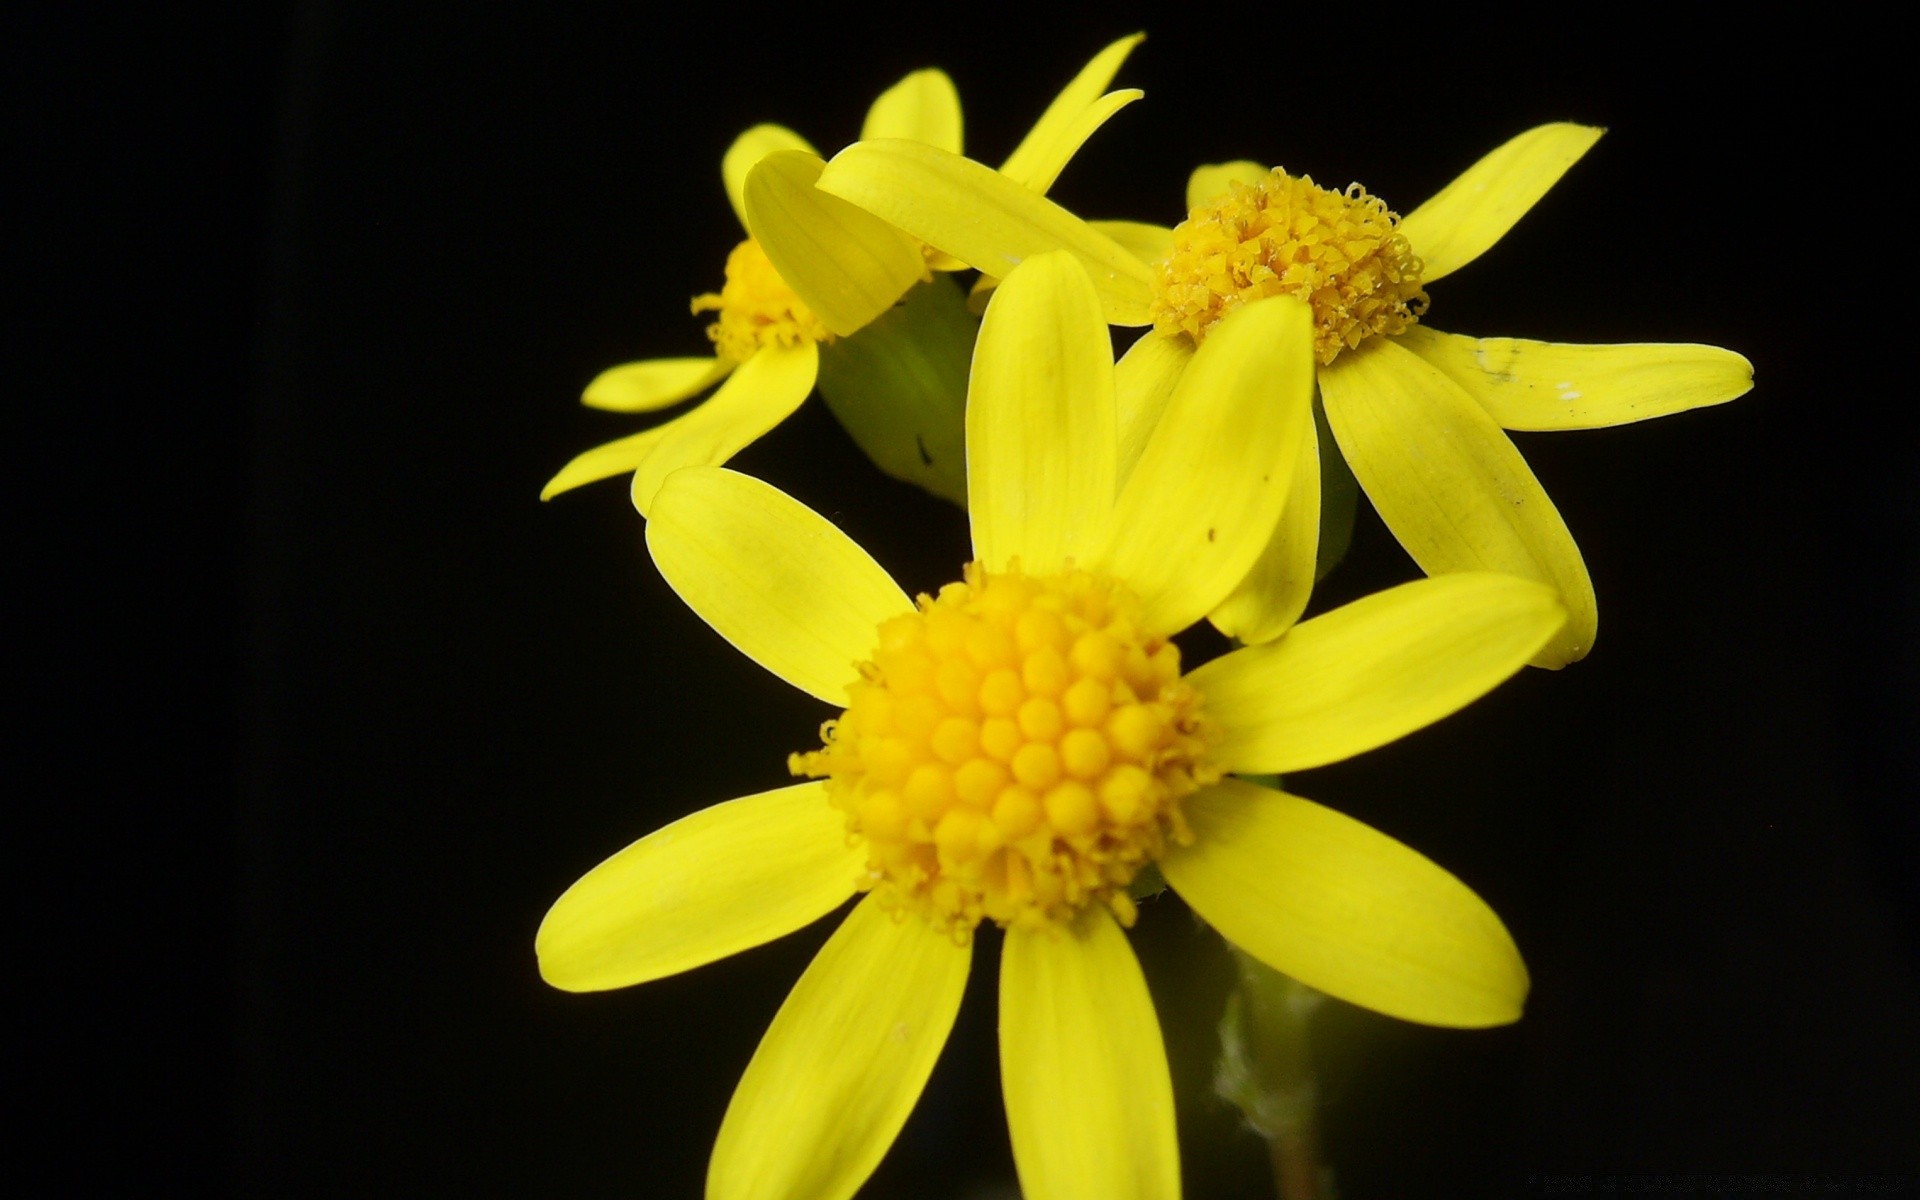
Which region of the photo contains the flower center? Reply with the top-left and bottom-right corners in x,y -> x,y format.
690,238 -> 835,363
790,564 -> 1219,938
1151,170 -> 1429,365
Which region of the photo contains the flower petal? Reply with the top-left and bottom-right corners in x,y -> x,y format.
1398,123 -> 1603,282
646,466 -> 912,705
1001,906 -> 1180,1200
710,894 -> 970,1200
1206,424 -> 1320,645
581,356 -> 734,413
535,782 -> 858,992
860,67 -> 963,153
998,33 -> 1145,194
1185,160 -> 1268,210
1094,296 -> 1315,634
967,252 -> 1115,574
1398,326 -> 1755,431
626,342 -> 819,515
541,422 -> 679,501
723,123 -> 818,231
1162,778 -> 1528,1028
1088,219 -> 1174,267
964,219 -> 1167,314
818,139 -> 1155,326
1112,328 -> 1192,486
745,150 -> 928,338
1195,573 -> 1564,773
1320,338 -> 1596,668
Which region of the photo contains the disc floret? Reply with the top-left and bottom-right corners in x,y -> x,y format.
1152,170 -> 1429,364
790,563 -> 1219,938
691,237 -> 835,363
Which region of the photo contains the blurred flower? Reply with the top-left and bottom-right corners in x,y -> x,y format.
537,254 -> 1563,1200
542,35 -> 1145,509
814,124 -> 1754,667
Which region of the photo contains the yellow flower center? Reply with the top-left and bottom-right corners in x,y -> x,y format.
791,564 -> 1219,938
690,237 -> 835,363
1151,170 -> 1429,365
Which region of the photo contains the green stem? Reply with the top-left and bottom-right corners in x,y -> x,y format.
1215,943 -> 1334,1200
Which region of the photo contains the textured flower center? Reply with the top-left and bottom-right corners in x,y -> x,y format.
690,237 -> 834,363
1151,170 -> 1429,364
790,564 -> 1219,938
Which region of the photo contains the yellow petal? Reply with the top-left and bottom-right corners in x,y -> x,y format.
581,356 -> 734,413
1162,778 -> 1528,1028
541,421 -> 678,501
535,783 -> 858,992
1112,328 -> 1192,486
1195,574 -> 1564,774
956,224 -> 1166,316
1398,326 -> 1755,431
967,252 -> 1115,574
1001,906 -> 1180,1200
1320,339 -> 1596,668
818,139 -> 1155,326
1185,160 -> 1268,211
1088,219 -> 1174,267
710,894 -> 969,1200
998,33 -> 1145,194
1207,424 -> 1319,645
646,466 -> 911,706
1399,123 -> 1603,282
744,150 -> 927,338
722,123 -> 818,232
1095,296 -> 1315,634
860,67 -> 963,153
626,342 -> 819,515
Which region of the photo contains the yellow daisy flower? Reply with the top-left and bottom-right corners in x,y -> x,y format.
541,35 -> 1145,510
537,253 -> 1566,1200
811,124 -> 1755,668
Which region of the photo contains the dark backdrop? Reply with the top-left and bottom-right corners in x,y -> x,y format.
22,5 -> 1916,1197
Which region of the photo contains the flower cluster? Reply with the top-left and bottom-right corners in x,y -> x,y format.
534,32 -> 1751,1200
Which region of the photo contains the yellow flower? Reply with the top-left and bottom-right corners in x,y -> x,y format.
537,253 -> 1566,1200
812,124 -> 1755,668
541,35 -> 1146,510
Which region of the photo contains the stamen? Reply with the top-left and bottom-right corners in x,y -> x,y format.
690,238 -> 834,362
1152,170 -> 1428,364
791,563 -> 1220,937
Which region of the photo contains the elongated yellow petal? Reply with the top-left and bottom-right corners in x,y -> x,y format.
1398,326 -> 1755,431
745,150 -> 927,338
535,783 -> 858,992
1185,160 -> 1268,210
1320,339 -> 1596,667
966,216 -> 1168,315
860,67 -> 962,153
723,123 -> 817,232
709,894 -> 969,1200
647,466 -> 911,705
1207,425 -> 1320,645
999,33 -> 1145,193
1196,574 -> 1563,773
626,342 -> 819,515
1088,219 -> 1173,267
542,421 -> 678,501
968,253 -> 1115,574
1096,296 -> 1315,634
1113,328 -> 1192,486
819,140 -> 1155,326
581,356 -> 734,413
1399,123 -> 1603,282
1162,778 -> 1528,1028
1001,907 -> 1180,1200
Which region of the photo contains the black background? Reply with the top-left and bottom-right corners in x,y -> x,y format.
20,5 -> 1917,1197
